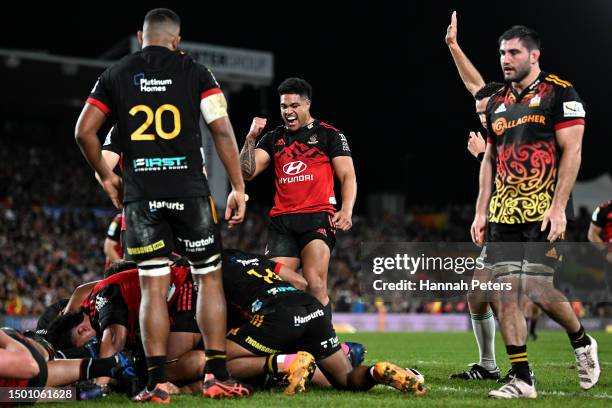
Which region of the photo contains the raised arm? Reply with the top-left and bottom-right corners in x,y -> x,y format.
240,117 -> 271,181
445,11 -> 486,97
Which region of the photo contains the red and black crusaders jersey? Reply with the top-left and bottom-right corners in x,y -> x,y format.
486,72 -> 586,224
87,45 -> 220,202
256,120 -> 351,217
592,200 -> 612,242
81,265 -> 191,348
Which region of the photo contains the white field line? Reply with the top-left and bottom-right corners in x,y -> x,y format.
415,360 -> 612,367
435,386 -> 612,399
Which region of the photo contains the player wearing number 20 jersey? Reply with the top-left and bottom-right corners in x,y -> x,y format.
87,46 -> 222,203
86,45 -> 226,263
76,8 -> 248,400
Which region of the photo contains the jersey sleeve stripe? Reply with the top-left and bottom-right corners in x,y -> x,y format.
200,87 -> 223,100
546,76 -> 570,88
86,97 -> 111,115
547,74 -> 572,87
554,118 -> 585,130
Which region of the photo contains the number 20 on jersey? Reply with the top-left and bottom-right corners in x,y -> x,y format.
130,104 -> 181,141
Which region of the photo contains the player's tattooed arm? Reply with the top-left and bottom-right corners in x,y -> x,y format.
240,136 -> 257,180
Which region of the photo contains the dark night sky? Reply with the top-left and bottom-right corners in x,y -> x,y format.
1,2 -> 610,209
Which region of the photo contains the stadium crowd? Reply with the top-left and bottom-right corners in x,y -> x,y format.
0,125 -> 604,318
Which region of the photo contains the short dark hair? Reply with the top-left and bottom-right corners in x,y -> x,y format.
46,311 -> 85,350
474,82 -> 505,101
278,78 -> 312,100
144,8 -> 181,29
104,260 -> 138,279
498,25 -> 540,51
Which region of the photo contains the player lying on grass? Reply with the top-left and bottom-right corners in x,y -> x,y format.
44,254 -> 364,395
219,249 -> 426,396
0,326 -> 133,396
47,249 -> 424,396
46,258 -> 208,396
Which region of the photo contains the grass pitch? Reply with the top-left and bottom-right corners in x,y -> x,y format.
48,330 -> 610,407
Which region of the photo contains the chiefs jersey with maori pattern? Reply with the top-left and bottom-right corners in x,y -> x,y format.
256,120 -> 351,217
486,72 -> 585,224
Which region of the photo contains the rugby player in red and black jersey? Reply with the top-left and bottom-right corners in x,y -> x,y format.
239,77 -> 357,313
472,25 -> 600,399
46,260 -> 206,395
75,8 -> 248,400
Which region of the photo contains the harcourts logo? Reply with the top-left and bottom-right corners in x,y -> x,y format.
294,309 -> 324,326
177,236 -> 215,252
133,73 -> 173,92
133,157 -> 187,172
149,201 -> 185,211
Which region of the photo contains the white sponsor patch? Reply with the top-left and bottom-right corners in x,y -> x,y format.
494,104 -> 506,114
149,201 -> 185,211
139,77 -> 172,92
563,101 -> 585,118
294,309 -> 324,326
236,258 -> 260,267
339,133 -> 350,152
282,161 -> 307,175
177,236 -> 215,252
95,295 -> 108,311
